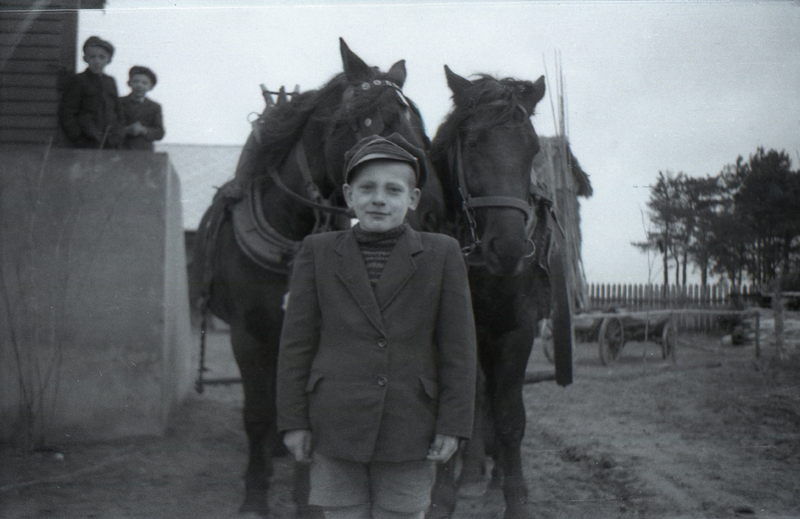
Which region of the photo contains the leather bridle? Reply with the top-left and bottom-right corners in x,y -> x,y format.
453,129 -> 537,258
266,79 -> 413,233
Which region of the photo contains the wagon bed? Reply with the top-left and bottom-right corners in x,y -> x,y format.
579,310 -> 677,365
541,310 -> 677,365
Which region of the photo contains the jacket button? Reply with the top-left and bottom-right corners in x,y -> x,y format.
377,376 -> 387,387
377,339 -> 387,348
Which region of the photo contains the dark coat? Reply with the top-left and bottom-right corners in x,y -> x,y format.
277,226 -> 477,463
120,95 -> 165,150
58,69 -> 122,149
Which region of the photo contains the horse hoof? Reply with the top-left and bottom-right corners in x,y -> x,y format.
272,441 -> 290,457
458,481 -> 487,498
239,501 -> 269,518
426,504 -> 453,519
502,500 -> 530,519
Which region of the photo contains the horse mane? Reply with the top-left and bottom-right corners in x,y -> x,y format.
430,74 -> 538,170
254,73 -> 347,170
253,70 -> 429,176
430,74 -> 540,220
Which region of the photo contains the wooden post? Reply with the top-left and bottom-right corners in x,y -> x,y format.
774,265 -> 786,360
755,312 -> 761,358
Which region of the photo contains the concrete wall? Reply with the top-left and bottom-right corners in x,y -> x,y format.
0,145 -> 194,444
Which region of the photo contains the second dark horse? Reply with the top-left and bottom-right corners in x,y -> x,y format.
192,39 -> 437,517
427,67 -> 573,519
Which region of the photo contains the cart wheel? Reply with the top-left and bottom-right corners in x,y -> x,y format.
598,317 -> 625,365
661,319 -> 677,361
540,319 -> 554,364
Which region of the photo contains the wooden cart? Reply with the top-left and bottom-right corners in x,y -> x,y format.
593,311 -> 676,365
542,310 -> 677,365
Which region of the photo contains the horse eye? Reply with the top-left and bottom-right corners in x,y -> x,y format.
466,138 -> 478,148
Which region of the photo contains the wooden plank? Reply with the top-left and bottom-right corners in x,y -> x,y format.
3,46 -> 61,60
578,309 -> 759,319
0,87 -> 59,102
0,19 -> 63,34
0,100 -> 58,115
0,73 -> 58,88
0,33 -> 60,46
0,114 -> 58,129
0,12 -> 65,22
0,61 -> 67,74
0,127 -> 56,143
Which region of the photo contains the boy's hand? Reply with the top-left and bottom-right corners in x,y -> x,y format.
426,434 -> 458,463
130,121 -> 146,136
283,429 -> 312,462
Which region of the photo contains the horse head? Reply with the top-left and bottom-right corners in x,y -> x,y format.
253,39 -> 436,239
431,66 -> 546,276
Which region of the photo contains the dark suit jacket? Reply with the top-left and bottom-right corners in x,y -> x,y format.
58,69 -> 122,148
120,95 -> 165,150
277,226 -> 477,463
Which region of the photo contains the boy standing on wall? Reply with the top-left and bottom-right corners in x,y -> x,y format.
120,66 -> 165,150
277,133 -> 477,519
58,36 -> 122,149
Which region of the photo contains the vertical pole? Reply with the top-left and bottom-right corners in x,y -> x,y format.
754,312 -> 761,358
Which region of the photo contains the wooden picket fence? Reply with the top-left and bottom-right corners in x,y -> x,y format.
586,283 -> 761,332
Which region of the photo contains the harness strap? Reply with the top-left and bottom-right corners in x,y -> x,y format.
464,196 -> 532,220
231,181 -> 301,275
268,163 -> 353,217
294,141 -> 324,203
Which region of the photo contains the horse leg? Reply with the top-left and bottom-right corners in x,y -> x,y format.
457,366 -> 488,494
231,324 -> 278,517
428,345 -> 489,518
427,457 -> 457,519
292,460 -> 324,519
488,328 -> 534,519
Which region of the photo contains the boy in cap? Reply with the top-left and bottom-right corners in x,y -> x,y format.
277,133 -> 477,519
58,36 -> 122,149
120,66 -> 165,150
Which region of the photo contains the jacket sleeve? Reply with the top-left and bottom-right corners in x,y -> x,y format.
143,102 -> 165,142
106,80 -> 124,148
58,75 -> 83,141
433,237 -> 477,439
276,236 -> 321,433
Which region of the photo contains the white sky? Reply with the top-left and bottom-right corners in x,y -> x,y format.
78,0 -> 800,285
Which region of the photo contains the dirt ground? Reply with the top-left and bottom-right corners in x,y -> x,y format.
2,311 -> 799,519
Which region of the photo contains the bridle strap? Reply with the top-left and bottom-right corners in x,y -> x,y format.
464,195 -> 533,220
455,135 -> 534,222
453,134 -> 540,257
267,141 -> 353,217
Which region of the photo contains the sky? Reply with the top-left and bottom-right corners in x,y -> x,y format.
77,0 -> 800,285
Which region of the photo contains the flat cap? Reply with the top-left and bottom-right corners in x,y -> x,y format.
83,36 -> 114,58
343,133 -> 427,188
129,65 -> 157,86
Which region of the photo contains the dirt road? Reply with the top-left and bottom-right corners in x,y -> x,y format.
2,314 -> 799,519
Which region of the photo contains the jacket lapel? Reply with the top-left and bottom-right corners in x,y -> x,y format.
334,232 -> 386,335
374,227 -> 423,311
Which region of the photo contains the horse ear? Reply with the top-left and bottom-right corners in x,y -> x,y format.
444,65 -> 472,102
519,75 -> 547,115
386,59 -> 406,88
340,37 -> 372,81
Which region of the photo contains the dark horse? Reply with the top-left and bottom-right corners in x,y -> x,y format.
191,39 -> 437,517
427,67 -> 573,519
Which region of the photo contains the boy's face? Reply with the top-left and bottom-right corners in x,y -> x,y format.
83,46 -> 111,74
343,160 -> 421,233
128,74 -> 154,98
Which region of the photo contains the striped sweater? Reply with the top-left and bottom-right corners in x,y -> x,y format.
353,224 -> 406,286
